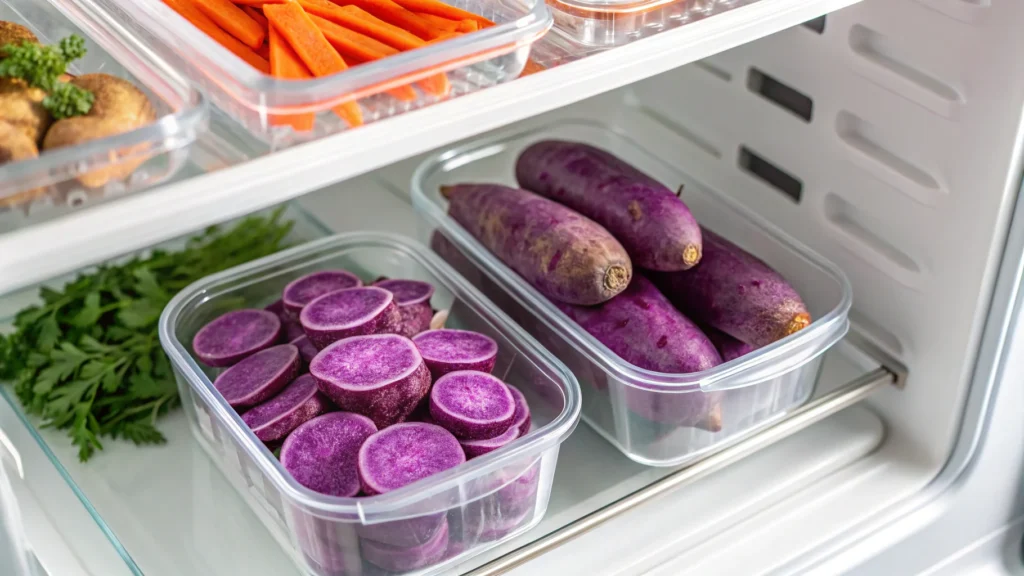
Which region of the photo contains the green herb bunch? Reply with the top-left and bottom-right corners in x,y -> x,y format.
0,34 -> 94,119
0,208 -> 294,461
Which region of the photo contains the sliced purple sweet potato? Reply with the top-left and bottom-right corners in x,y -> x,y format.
429,371 -> 516,440
290,335 -> 319,364
266,299 -> 307,342
357,422 -> 465,495
193,309 -> 282,367
507,385 -> 531,438
705,325 -> 757,362
460,425 -> 519,459
241,374 -> 332,442
360,517 -> 449,572
300,287 -> 401,349
457,461 -> 540,544
310,334 -> 431,428
412,329 -> 498,380
280,411 -> 377,497
649,228 -> 811,348
357,514 -> 446,549
213,344 -> 300,408
373,279 -> 435,338
283,270 -> 362,318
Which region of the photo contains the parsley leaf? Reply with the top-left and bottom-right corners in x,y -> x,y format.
0,34 -> 93,118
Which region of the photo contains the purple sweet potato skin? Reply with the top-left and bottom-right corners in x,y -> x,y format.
290,335 -> 320,364
444,183 -> 632,306
193,309 -> 282,367
309,334 -> 431,429
460,425 -> 519,458
360,517 -> 449,572
300,287 -> 402,350
429,371 -> 516,440
358,423 -> 465,495
507,385 -> 531,437
241,374 -> 332,441
412,329 -> 498,380
516,140 -> 702,272
283,270 -> 362,318
650,228 -> 811,348
705,325 -> 756,362
213,344 -> 300,408
374,279 -> 435,338
280,412 -> 377,498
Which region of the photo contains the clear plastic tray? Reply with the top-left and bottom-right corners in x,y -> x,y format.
159,232 -> 580,576
0,0 -> 206,232
411,118 -> 851,467
548,0 -> 751,47
95,0 -> 551,146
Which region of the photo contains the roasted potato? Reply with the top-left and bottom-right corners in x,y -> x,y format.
0,21 -> 37,51
0,119 -> 45,208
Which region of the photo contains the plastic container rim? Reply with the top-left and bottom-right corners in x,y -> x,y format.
410,117 -> 853,393
158,231 -> 581,521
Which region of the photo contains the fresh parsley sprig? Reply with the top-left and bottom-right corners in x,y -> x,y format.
0,33 -> 94,119
0,208 -> 294,461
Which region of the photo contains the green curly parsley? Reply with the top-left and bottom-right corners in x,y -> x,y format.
0,33 -> 93,119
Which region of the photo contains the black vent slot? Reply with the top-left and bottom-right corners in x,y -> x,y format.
803,15 -> 826,34
739,147 -> 803,203
748,68 -> 813,122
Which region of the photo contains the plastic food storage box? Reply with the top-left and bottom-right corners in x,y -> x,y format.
547,0 -> 750,47
411,119 -> 851,467
159,232 -> 580,576
0,0 -> 206,232
93,0 -> 552,147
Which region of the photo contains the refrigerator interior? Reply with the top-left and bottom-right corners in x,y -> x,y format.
2,0 -> 1024,574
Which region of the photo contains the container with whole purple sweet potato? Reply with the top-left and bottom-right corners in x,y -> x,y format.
412,119 -> 852,467
158,232 -> 580,576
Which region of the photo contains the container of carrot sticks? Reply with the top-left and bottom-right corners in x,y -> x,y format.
87,0 -> 552,145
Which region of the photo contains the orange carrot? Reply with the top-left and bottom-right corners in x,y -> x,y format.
256,41 -> 270,59
193,0 -> 265,49
416,71 -> 449,97
520,58 -> 544,77
388,0 -> 492,26
163,0 -> 269,72
414,12 -> 458,32
298,0 -> 425,51
307,14 -> 418,100
264,1 -> 364,126
243,5 -> 269,31
267,25 -> 315,131
330,0 -> 439,40
457,18 -> 477,32
231,0 -> 285,4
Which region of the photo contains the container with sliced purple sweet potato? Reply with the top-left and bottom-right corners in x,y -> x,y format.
159,232 -> 580,576
412,118 -> 851,467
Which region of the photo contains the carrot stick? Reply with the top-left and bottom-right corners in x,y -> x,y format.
256,41 -> 270,59
414,12 -> 458,32
457,18 -> 477,32
264,1 -> 364,126
416,71 -> 449,97
330,0 -> 439,40
163,0 -> 269,72
243,5 -> 269,30
267,25 -> 315,131
307,14 -> 419,100
387,0 -> 493,26
232,0 -> 285,4
298,0 -> 425,51
193,0 -> 265,49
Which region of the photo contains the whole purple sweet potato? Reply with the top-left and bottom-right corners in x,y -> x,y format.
442,183 -> 632,306
650,228 -> 811,348
555,275 -> 723,430
704,325 -> 756,362
516,140 -> 702,272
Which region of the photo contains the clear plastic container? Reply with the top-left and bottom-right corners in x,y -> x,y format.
159,232 -> 580,576
411,119 -> 851,467
0,0 -> 206,231
548,0 -> 754,47
94,0 -> 552,146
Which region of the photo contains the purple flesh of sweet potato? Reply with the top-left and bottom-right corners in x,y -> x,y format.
555,275 -> 724,430
360,517 -> 449,572
300,287 -> 401,350
241,374 -> 332,441
357,422 -> 465,495
193,309 -> 281,367
412,329 -> 498,380
213,344 -> 300,408
373,279 -> 435,338
649,228 -> 811,348
507,385 -> 531,437
516,140 -> 702,272
460,425 -> 519,459
290,335 -> 319,364
429,371 -> 516,440
705,325 -> 757,362
280,411 -> 377,497
442,183 -> 632,306
310,334 -> 431,428
283,270 -> 362,318
458,461 -> 539,544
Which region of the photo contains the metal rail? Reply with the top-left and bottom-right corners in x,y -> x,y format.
466,357 -> 902,576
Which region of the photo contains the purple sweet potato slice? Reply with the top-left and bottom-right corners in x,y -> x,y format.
310,334 -> 431,428
357,514 -> 446,549
213,344 -> 300,408
412,329 -> 498,380
458,461 -> 540,544
516,140 -> 702,272
241,374 -> 332,441
357,422 -> 465,495
300,287 -> 401,350
283,270 -> 363,318
373,279 -> 435,338
705,325 -> 757,362
442,183 -> 632,306
193,309 -> 282,367
649,228 -> 811,348
554,275 -> 723,430
280,411 -> 377,497
429,371 -> 516,440
507,385 -> 531,437
460,425 -> 519,459
290,335 -> 319,364
360,517 -> 449,572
